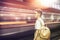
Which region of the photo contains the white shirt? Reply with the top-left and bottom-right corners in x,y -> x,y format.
35,18 -> 44,29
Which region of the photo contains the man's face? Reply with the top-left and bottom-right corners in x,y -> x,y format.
35,11 -> 41,18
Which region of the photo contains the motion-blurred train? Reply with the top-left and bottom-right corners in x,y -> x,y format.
0,6 -> 60,28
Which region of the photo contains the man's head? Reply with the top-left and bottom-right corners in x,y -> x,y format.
37,10 -> 42,16
35,10 -> 42,18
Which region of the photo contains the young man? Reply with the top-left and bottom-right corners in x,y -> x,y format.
34,10 -> 44,40
34,10 -> 50,40
35,10 -> 44,30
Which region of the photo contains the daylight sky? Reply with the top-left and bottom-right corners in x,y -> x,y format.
40,0 -> 60,10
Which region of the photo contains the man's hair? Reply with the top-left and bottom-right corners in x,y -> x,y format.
36,10 -> 42,16
37,10 -> 42,15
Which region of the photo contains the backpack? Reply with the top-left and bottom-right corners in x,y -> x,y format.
34,26 -> 50,40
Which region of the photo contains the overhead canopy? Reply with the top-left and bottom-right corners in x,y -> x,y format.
0,0 -> 60,13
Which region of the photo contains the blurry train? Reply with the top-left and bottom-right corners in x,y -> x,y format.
0,6 -> 60,23
0,6 -> 60,24
0,6 -> 36,23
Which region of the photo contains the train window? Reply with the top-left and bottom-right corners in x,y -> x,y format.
43,12 -> 60,22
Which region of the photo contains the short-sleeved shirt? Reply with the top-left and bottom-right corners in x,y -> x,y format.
35,18 -> 44,29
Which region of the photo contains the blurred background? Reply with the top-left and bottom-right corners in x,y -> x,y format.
0,0 -> 60,40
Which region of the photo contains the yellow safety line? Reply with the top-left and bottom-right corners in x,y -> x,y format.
0,21 -> 27,25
